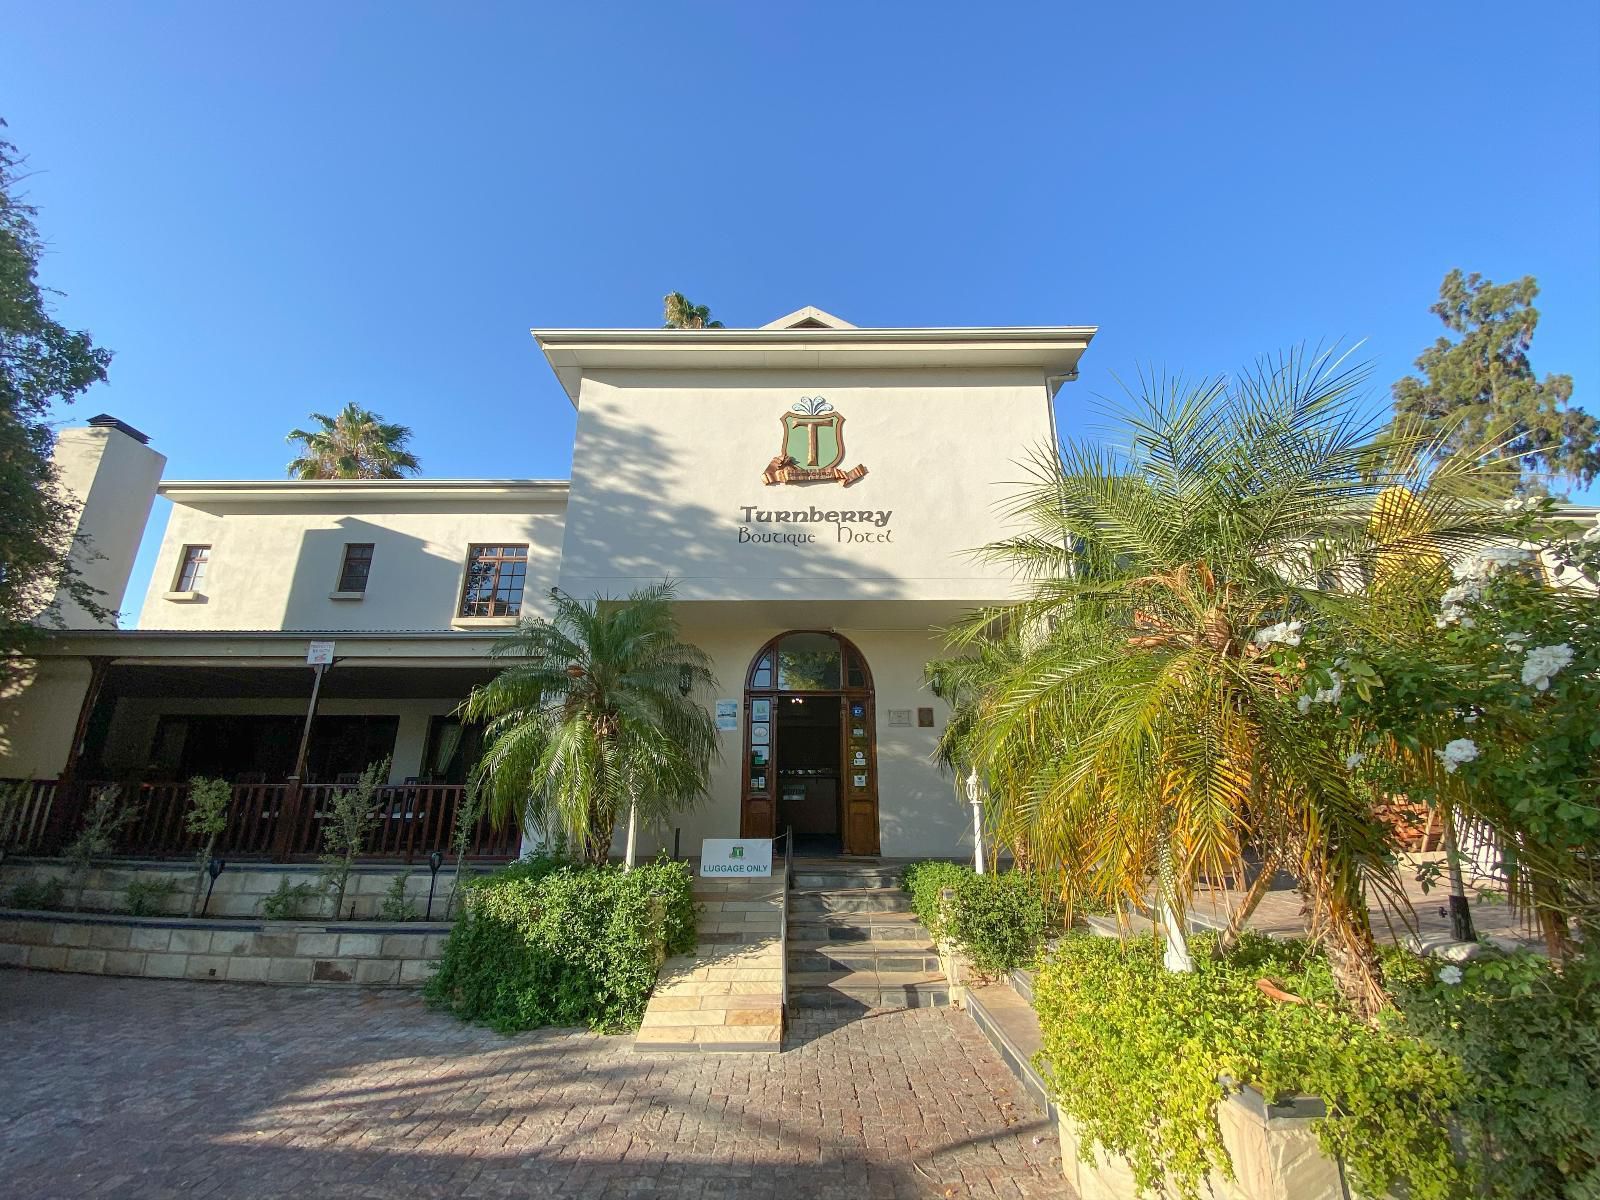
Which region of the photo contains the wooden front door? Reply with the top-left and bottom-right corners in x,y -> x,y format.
740,631 -> 879,855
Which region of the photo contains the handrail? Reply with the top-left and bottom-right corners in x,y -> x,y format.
777,825 -> 793,1018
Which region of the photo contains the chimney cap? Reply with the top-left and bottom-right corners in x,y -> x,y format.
87,414 -> 151,445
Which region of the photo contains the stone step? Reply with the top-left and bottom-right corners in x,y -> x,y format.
786,911 -> 932,942
791,869 -> 904,890
786,941 -> 941,974
789,888 -> 914,914
788,969 -> 949,1010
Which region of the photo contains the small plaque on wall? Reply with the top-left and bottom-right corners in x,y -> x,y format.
887,709 -> 912,727
917,707 -> 935,728
853,773 -> 868,788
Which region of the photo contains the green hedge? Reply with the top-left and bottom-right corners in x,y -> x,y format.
424,855 -> 696,1033
901,860 -> 1050,977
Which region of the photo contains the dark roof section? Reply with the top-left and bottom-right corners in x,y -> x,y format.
87,414 -> 151,444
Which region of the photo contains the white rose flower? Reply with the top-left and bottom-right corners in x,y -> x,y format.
1451,546 -> 1530,583
1296,694 -> 1313,715
1345,752 -> 1365,770
1436,738 -> 1479,774
1313,671 -> 1343,705
1437,965 -> 1463,985
1252,620 -> 1304,649
1521,644 -> 1575,692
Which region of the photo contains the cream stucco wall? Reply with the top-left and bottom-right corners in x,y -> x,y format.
558,368 -> 1054,605
0,657 -> 93,778
50,425 -> 166,627
138,487 -> 568,632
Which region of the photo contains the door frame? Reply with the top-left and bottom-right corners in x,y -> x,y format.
739,630 -> 880,856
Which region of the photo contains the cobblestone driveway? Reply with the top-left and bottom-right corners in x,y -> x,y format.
0,972 -> 1070,1199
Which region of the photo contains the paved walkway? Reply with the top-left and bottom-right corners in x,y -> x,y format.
0,971 -> 1071,1199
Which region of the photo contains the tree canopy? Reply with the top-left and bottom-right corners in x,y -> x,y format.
285,402 -> 420,479
661,292 -> 723,329
1393,269 -> 1595,493
0,119 -> 114,660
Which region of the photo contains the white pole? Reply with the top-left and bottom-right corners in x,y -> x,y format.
966,768 -> 986,874
624,801 -> 638,870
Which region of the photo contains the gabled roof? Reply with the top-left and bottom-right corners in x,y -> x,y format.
759,306 -> 857,330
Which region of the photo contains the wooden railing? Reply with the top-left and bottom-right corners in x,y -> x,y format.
1,779 -> 519,863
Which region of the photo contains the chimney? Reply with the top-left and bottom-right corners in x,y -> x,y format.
48,415 -> 166,628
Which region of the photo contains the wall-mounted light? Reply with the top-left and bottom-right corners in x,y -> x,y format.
678,665 -> 692,697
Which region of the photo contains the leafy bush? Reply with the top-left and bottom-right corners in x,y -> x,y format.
378,872 -> 419,922
425,854 -> 696,1033
258,878 -> 320,921
184,776 -> 232,916
901,860 -> 1050,976
1396,949 -> 1600,1199
124,876 -> 182,916
1033,931 -> 1465,1200
319,761 -> 384,918
5,876 -> 66,911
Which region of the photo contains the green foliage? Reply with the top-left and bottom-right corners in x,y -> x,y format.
258,878 -> 320,921
124,876 -> 182,916
286,402 -> 420,479
661,291 -> 723,329
0,123 -> 116,665
425,854 -> 696,1033
1395,949 -> 1600,1199
185,776 -> 232,916
4,875 -> 65,910
318,761 -> 385,918
902,861 -> 1051,977
64,787 -> 138,905
464,581 -> 718,864
1393,269 -> 1595,492
378,872 -> 419,922
1033,931 -> 1467,1200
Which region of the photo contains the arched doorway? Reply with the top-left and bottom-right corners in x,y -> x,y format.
741,631 -> 879,856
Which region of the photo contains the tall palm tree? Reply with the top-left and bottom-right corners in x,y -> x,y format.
662,292 -> 724,329
948,348 -> 1516,1015
286,403 -> 421,479
462,582 -> 717,867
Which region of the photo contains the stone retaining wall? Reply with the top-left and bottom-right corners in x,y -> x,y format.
0,909 -> 448,987
0,857 -> 466,920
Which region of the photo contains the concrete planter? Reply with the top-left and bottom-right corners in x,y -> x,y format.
1055,1085 -> 1362,1200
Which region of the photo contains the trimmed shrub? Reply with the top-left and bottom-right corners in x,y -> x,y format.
1033,930 -> 1465,1200
124,876 -> 182,916
901,860 -> 1050,977
425,855 -> 696,1033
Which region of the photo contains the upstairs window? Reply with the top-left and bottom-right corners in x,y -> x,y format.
174,545 -> 210,591
459,544 -> 528,617
337,543 -> 375,593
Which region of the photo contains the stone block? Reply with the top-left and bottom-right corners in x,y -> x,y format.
184,955 -> 228,981
239,870 -> 281,894
52,924 -> 92,948
312,959 -> 354,983
143,953 -> 188,978
422,934 -> 448,957
88,925 -> 132,950
634,1027 -> 696,1046
268,958 -> 314,984
641,1009 -> 726,1027
253,932 -> 296,956
27,945 -> 68,970
398,959 -> 435,985
295,933 -> 338,957
354,959 -> 400,986
170,929 -> 212,954
129,927 -> 172,952
380,934 -> 427,957
356,873 -> 398,895
66,949 -> 108,974
103,950 -> 146,976
225,957 -> 271,983
335,933 -> 383,957
0,943 -> 28,966
80,890 -> 120,912
209,931 -> 254,955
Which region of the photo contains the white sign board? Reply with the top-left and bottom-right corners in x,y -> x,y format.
699,838 -> 773,878
306,640 -> 336,666
714,700 -> 738,731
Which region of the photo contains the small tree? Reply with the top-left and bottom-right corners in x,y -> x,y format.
184,777 -> 232,916
319,760 -> 384,918
63,785 -> 138,910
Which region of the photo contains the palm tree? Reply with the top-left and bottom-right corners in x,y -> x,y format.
948,348 -> 1516,1015
662,292 -> 724,329
462,582 -> 717,867
286,403 -> 421,479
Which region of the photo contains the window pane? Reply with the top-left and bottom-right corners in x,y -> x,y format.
177,545 -> 209,591
777,632 -> 841,691
338,544 -> 374,592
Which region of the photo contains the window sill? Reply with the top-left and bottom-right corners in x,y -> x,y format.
163,590 -> 204,602
451,616 -> 520,629
329,591 -> 366,601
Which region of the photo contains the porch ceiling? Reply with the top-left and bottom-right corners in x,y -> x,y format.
103,662 -> 501,700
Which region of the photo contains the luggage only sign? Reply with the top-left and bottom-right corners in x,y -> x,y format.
698,838 -> 773,878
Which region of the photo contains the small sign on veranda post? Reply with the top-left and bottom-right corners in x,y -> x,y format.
699,838 -> 773,878
306,640 -> 336,666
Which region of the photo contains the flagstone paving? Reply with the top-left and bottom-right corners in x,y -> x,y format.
0,970 -> 1072,1199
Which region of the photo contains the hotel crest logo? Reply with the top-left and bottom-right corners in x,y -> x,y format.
762,396 -> 867,487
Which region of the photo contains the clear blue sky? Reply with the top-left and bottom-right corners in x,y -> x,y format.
6,2 -> 1599,618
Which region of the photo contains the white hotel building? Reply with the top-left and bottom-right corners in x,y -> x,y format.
1,307 -> 1096,863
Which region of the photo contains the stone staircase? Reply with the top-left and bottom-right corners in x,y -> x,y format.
785,861 -> 948,1010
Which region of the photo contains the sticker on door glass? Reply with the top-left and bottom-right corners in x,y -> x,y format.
750,699 -> 771,722
751,724 -> 769,745
852,773 -> 868,788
